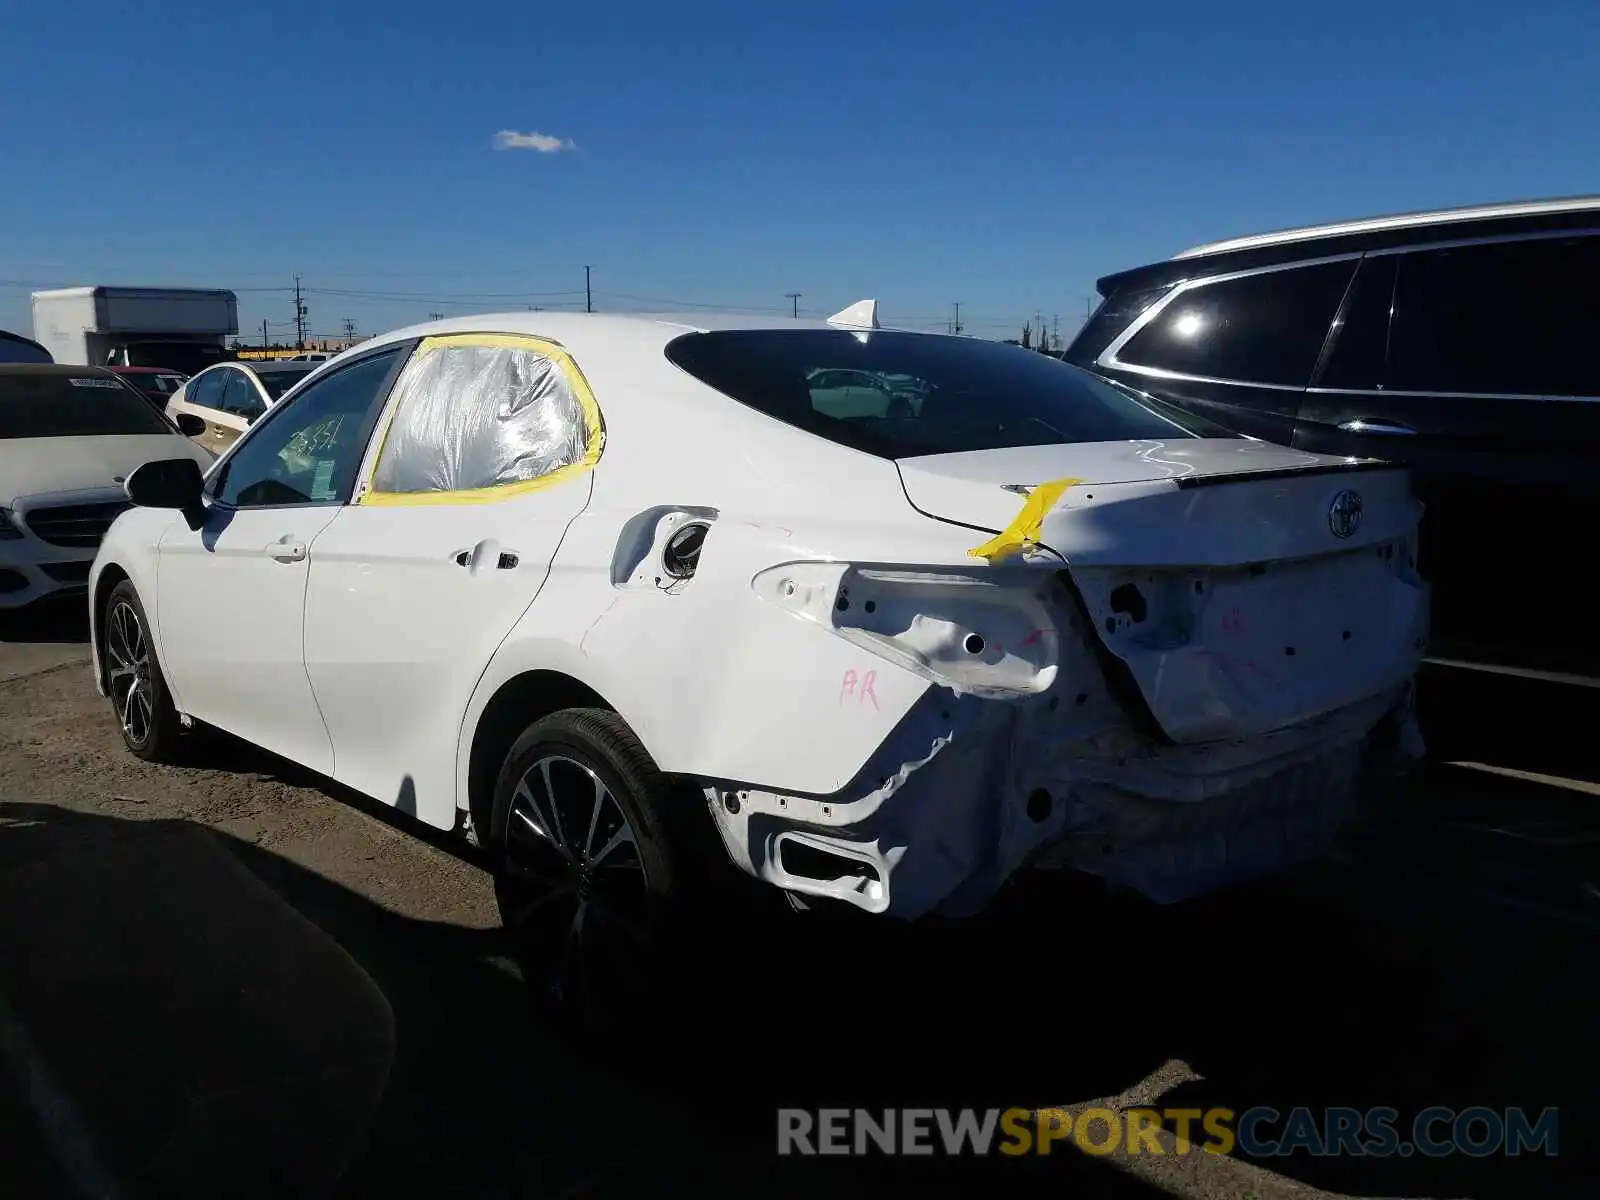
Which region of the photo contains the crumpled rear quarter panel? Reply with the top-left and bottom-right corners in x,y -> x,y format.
464,510 -> 990,799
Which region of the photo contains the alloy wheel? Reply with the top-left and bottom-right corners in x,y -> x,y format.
105,600 -> 154,747
501,754 -> 653,1015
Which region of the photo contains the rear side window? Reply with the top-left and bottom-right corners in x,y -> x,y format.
368,335 -> 601,496
1070,282 -> 1173,364
218,369 -> 267,419
0,373 -> 176,438
664,330 -> 1234,459
1387,235 -> 1599,396
187,369 -> 227,410
1115,260 -> 1357,387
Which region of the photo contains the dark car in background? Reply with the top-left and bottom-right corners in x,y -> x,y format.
0,330 -> 52,364
110,365 -> 188,409
1065,195 -> 1600,686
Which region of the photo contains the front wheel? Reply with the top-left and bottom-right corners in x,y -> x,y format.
102,580 -> 184,762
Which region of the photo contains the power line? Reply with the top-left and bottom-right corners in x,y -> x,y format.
303,285 -> 581,302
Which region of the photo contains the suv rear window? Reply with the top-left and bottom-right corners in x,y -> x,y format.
0,373 -> 176,438
664,330 -> 1231,458
1114,260 -> 1357,386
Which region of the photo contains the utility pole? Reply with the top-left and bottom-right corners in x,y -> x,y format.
952,302 -> 962,334
341,317 -> 357,342
584,265 -> 592,313
293,275 -> 308,350
261,318 -> 269,350
786,292 -> 801,318
1052,313 -> 1060,352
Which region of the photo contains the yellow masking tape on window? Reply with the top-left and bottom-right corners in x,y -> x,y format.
967,477 -> 1082,562
357,332 -> 606,506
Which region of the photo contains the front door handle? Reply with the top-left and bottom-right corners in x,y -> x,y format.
266,537 -> 307,562
1338,419 -> 1416,435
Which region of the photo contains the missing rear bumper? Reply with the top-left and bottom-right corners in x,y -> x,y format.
704,683 -> 1418,918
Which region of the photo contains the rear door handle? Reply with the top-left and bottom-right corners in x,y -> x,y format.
452,542 -> 519,570
1338,419 -> 1416,435
266,537 -> 307,562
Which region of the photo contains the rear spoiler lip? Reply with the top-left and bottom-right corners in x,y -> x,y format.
1172,460 -> 1397,490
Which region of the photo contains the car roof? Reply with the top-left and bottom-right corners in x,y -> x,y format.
245,360 -> 318,375
363,311 -> 843,346
111,365 -> 182,374
350,309 -> 954,366
1095,194 -> 1600,297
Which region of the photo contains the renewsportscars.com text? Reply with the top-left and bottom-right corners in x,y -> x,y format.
777,1106 -> 1559,1158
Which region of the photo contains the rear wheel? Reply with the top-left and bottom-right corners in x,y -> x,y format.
102,580 -> 184,762
490,709 -> 710,1030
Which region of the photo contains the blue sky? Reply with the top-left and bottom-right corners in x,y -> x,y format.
2,0 -> 1597,344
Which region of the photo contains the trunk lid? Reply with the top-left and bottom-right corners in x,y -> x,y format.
896,438 -> 1429,741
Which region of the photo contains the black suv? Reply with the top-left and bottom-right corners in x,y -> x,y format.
1066,196 -> 1600,684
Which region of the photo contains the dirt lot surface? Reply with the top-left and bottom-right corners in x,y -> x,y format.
1,596 -> 1596,1199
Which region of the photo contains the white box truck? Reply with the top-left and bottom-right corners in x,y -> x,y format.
31,286 -> 238,376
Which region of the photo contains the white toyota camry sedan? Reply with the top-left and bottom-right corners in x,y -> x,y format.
89,303 -> 1428,1014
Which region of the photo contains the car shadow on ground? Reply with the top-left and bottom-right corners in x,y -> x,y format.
0,596 -> 91,645
2,671 -> 1595,1199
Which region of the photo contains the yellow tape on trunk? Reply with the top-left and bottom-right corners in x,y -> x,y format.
967,477 -> 1082,562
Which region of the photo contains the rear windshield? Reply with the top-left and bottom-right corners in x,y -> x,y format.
664,330 -> 1234,458
129,372 -> 186,396
0,373 -> 177,438
256,368 -> 313,400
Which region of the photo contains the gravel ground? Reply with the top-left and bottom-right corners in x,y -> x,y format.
0,596 -> 1596,1199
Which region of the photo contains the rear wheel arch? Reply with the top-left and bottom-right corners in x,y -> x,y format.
465,670 -> 615,843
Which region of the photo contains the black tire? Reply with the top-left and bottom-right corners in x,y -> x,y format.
102,580 -> 184,762
489,708 -> 720,1031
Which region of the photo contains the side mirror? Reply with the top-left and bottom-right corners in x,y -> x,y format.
174,412 -> 206,437
126,458 -> 205,514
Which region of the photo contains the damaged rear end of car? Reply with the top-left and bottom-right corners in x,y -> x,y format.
656,328 -> 1428,918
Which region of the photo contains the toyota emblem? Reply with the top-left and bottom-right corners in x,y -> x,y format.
1328,489 -> 1364,539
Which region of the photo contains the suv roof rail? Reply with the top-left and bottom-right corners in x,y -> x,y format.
1174,195 -> 1600,260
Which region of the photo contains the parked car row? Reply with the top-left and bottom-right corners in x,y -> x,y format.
10,195 -> 1569,1023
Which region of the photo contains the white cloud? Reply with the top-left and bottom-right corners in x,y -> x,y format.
492,129 -> 576,153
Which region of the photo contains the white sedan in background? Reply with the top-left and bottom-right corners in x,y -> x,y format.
165,359 -> 320,454
89,303 -> 1428,1020
0,364 -> 209,613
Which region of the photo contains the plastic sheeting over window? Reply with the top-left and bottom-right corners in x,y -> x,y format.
368,336 -> 599,498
